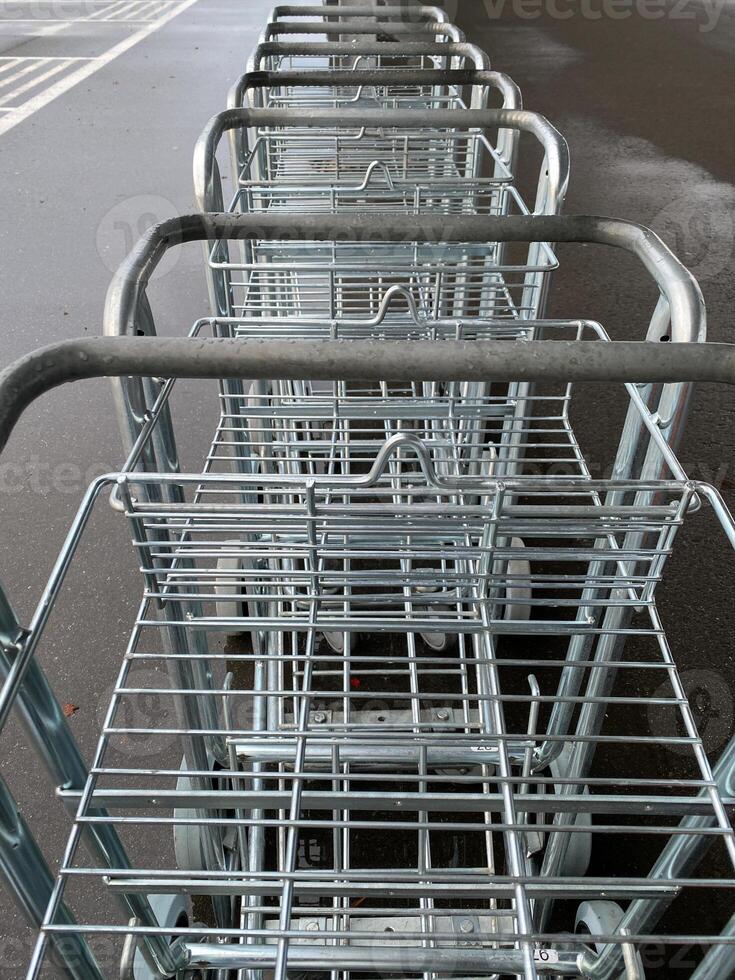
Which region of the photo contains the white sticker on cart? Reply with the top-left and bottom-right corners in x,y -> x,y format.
533,949 -> 560,965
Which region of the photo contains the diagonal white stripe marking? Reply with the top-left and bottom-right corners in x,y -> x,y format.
0,58 -> 23,76
0,0 -> 199,138
86,0 -> 129,18
0,60 -> 52,90
0,59 -> 72,104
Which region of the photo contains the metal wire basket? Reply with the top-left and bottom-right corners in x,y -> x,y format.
0,333 -> 734,980
230,65 -> 520,120
194,107 -> 567,331
266,5 -> 453,26
105,212 -> 702,661
240,40 -> 491,112
104,214 -> 702,481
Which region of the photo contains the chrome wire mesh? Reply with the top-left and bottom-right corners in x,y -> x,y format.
37,469 -> 735,979
24,355 -> 735,979
211,241 -> 555,323
200,318 -> 588,482
250,81 -> 468,110
236,128 -> 509,210
6,6 -> 730,976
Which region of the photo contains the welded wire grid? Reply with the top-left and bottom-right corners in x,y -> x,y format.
251,79 -> 468,110
210,239 -> 555,323
255,50 -> 464,106
214,122 -> 547,320
235,128 -> 512,214
30,373 -> 735,979
200,318 -> 588,482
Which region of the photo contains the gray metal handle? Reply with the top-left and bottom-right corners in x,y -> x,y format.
193,106 -> 568,217
1,337 -> 732,458
247,40 -> 491,71
103,213 -> 705,345
268,5 -> 450,22
228,67 -> 521,112
259,21 -> 464,41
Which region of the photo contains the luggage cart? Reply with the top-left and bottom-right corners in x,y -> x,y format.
266,5 -> 452,25
243,40 -> 491,111
194,106 -> 567,323
230,64 -> 520,113
258,21 -> 465,43
105,209 -> 703,683
1,329 -> 734,980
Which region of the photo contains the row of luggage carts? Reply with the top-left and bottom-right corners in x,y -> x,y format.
0,3 -> 734,979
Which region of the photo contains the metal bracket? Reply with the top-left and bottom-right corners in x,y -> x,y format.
0,584 -> 26,651
119,918 -> 140,980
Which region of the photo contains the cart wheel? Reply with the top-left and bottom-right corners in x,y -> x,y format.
418,537 -> 531,652
550,747 -> 592,878
174,755 -> 214,872
321,630 -> 363,654
420,620 -> 458,653
575,901 -> 646,979
215,542 -> 244,629
504,537 -> 532,622
133,893 -> 188,980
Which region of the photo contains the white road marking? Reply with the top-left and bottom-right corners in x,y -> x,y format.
0,54 -> 94,58
0,57 -> 81,105
0,58 -> 59,88
0,0 -> 199,137
0,2 -> 183,24
88,0 -> 173,20
0,57 -> 24,74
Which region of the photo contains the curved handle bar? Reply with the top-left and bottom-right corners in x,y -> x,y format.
228,68 -> 521,112
247,41 -> 491,71
269,6 -> 450,23
193,106 -> 567,216
0,337 -> 732,458
103,214 -> 705,345
260,22 -> 465,42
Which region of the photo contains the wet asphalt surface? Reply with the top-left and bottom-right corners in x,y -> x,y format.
0,0 -> 734,976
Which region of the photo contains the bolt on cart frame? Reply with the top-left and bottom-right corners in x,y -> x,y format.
0,335 -> 734,980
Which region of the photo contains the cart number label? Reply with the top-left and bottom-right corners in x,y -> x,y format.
534,949 -> 559,964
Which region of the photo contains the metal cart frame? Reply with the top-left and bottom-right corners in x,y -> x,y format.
193,106 -> 568,340
267,5 -> 452,25
0,335 -> 734,980
244,40 -> 491,102
258,22 -> 466,42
